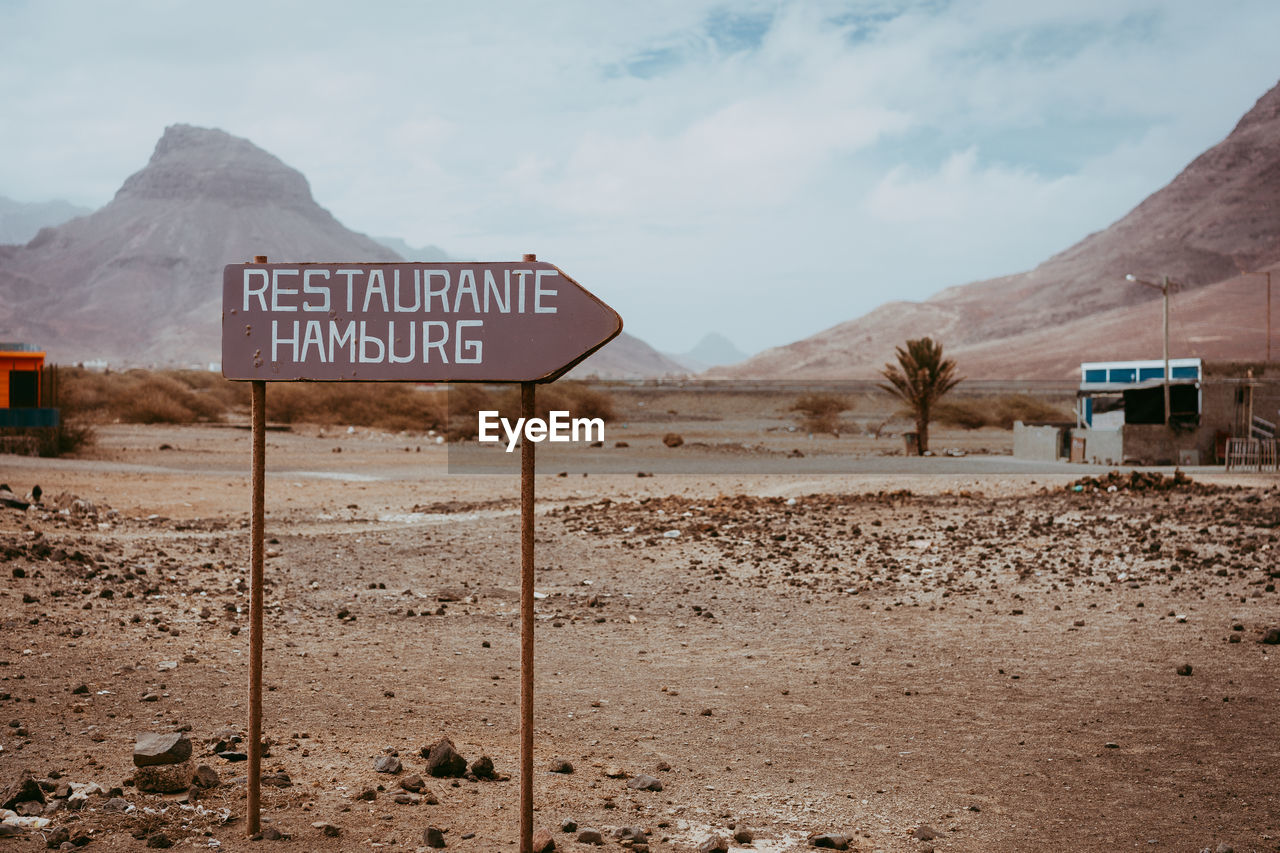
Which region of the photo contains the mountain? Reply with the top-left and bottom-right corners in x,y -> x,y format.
666,332 -> 750,372
568,332 -> 690,379
0,195 -> 91,245
0,125 -> 674,376
716,80 -> 1280,380
0,124 -> 401,365
374,236 -> 452,262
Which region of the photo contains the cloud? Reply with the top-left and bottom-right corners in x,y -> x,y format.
2,0 -> 1279,352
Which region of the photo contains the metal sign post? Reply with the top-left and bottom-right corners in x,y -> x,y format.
223,252 -> 620,845
519,379 -> 536,853
248,257 -> 267,837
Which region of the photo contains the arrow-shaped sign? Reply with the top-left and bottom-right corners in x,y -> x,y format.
221,260 -> 622,382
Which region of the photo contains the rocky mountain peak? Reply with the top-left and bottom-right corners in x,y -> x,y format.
1230,80 -> 1280,135
114,124 -> 316,210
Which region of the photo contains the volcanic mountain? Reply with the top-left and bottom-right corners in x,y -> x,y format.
0,125 -> 399,365
716,80 -> 1280,379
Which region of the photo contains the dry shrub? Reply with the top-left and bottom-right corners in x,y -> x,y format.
59,368 -> 233,424
446,381 -> 616,441
791,393 -> 849,433
445,385 -> 500,440
53,368 -> 614,440
36,420 -> 96,457
270,383 -> 449,433
935,395 -> 1069,430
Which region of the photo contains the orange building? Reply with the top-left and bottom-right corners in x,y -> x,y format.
0,343 -> 59,428
0,343 -> 44,409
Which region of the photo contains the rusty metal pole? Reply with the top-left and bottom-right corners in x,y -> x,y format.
248,254 -> 268,837
519,379 -> 535,853
248,379 -> 265,834
518,251 -> 538,853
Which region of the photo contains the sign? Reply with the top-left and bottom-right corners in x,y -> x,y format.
221,261 -> 622,382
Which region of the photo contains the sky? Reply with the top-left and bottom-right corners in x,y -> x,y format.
2,0 -> 1280,356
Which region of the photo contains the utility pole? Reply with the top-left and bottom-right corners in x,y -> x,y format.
1162,274 -> 1170,425
1126,274 -> 1173,425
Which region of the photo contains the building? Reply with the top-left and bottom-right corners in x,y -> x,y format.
1014,358 -> 1279,466
0,342 -> 60,428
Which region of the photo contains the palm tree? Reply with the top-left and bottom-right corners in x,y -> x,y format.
879,337 -> 962,455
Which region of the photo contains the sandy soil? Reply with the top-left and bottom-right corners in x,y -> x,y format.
1,419 -> 1278,853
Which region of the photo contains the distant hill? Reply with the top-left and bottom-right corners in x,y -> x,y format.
0,195 -> 91,246
715,80 -> 1280,379
0,125 -> 675,376
569,332 -> 689,379
666,332 -> 750,372
374,236 -> 452,262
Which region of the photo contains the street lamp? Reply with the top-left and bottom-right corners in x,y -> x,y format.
1125,273 -> 1174,425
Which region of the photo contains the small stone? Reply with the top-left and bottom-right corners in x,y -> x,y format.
312,821 -> 341,837
422,737 -> 468,778
217,751 -> 248,762
400,774 -> 425,793
560,819 -> 578,833
424,826 -> 447,848
260,771 -> 292,788
103,796 -> 131,812
355,787 -> 376,801
135,760 -> 194,794
1262,628 -> 1280,645
549,758 -> 574,774
0,825 -> 23,839
532,828 -> 556,853
913,825 -> 939,841
1176,663 -> 1193,676
0,772 -> 46,810
1215,845 -> 1234,853
1104,742 -> 1120,749
145,832 -> 173,849
577,828 -> 604,845
134,732 -> 192,767
374,755 -> 402,774
809,833 -> 849,849
141,692 -> 160,703
45,826 -> 70,848
71,684 -> 88,695
603,766 -> 627,778
615,826 -> 648,843
733,826 -> 754,844
470,755 -> 495,779
627,774 -> 663,791
696,835 -> 729,853
193,764 -> 220,788
260,826 -> 286,840
662,433 -> 684,448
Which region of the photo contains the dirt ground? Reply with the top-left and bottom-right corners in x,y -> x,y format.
1,413 -> 1278,853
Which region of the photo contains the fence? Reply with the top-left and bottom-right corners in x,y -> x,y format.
1225,437 -> 1279,472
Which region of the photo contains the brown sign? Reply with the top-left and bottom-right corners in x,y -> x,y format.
221,261 -> 622,382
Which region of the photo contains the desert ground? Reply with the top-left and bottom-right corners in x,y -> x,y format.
1,391 -> 1278,853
